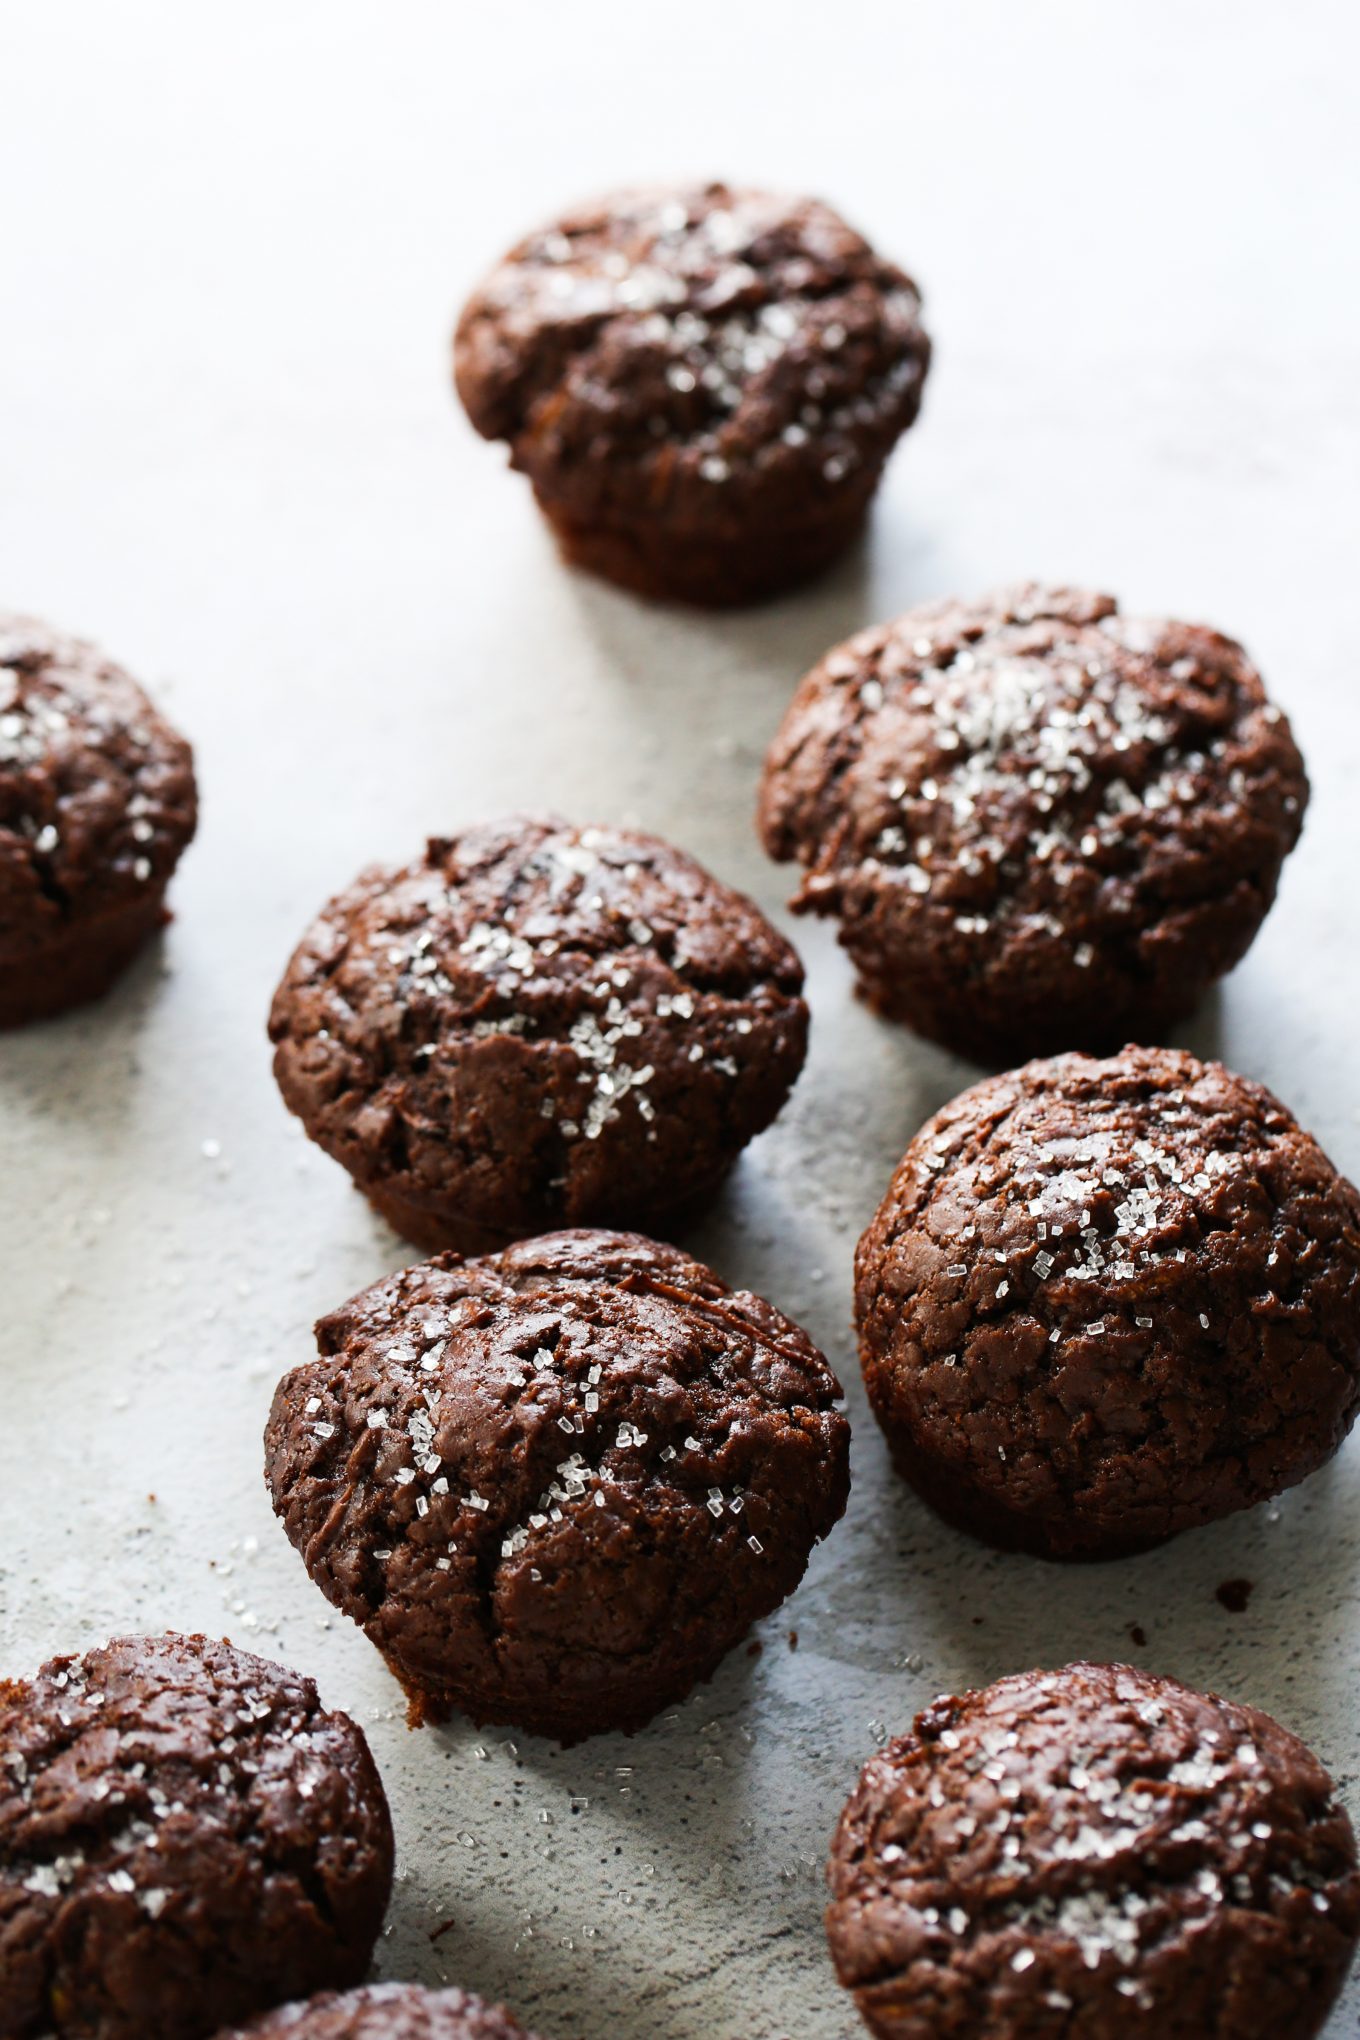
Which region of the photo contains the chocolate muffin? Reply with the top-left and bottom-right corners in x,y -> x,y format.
264,1229 -> 850,1742
219,1984 -> 543,2039
758,583 -> 1307,1063
826,1661 -> 1360,2040
854,1045 -> 1360,1559
0,614 -> 197,1026
0,1632 -> 394,2040
269,815 -> 808,1254
453,182 -> 930,605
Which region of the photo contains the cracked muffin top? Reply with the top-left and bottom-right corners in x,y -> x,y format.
264,1229 -> 850,1743
854,1046 -> 1360,1559
0,613 -> 196,964
0,1632 -> 393,2040
268,815 -> 808,1253
759,584 -> 1307,1062
453,183 -> 929,603
825,1661 -> 1360,2040
219,1984 -> 544,2039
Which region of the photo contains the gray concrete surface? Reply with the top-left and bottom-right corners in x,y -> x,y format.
2,3 -> 1358,2033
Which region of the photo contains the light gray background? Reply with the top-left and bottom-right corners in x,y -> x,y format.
3,3 -> 1358,2034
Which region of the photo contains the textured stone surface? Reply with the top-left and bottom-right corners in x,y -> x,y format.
2,6 -> 1358,2037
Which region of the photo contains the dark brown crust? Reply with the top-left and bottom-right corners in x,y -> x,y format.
0,614 -> 197,1027
825,1662 -> 1360,2040
539,486 -> 874,610
263,1229 -> 850,1743
218,1983 -> 544,2040
453,183 -> 930,605
0,892 -> 170,1026
854,1046 -> 1360,1560
0,1633 -> 394,2040
268,815 -> 808,1253
758,584 -> 1308,1062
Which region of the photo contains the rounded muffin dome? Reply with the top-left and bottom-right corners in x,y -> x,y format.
269,814 -> 808,1254
0,613 -> 197,1026
0,1632 -> 393,2040
854,1045 -> 1360,1559
759,583 -> 1307,1063
216,1983 -> 545,2039
826,1661 -> 1360,2040
264,1229 -> 850,1742
454,182 -> 930,605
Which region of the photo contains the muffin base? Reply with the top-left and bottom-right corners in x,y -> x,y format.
361,1172 -> 728,1258
880,1427 -> 1175,1564
536,489 -> 874,608
384,1637 -> 741,1746
362,1181 -> 532,1258
0,891 -> 169,1029
849,962 -> 1202,1069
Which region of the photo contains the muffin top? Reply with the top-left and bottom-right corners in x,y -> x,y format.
854,1046 -> 1360,1557
269,815 -> 808,1246
759,584 -> 1307,1057
219,1984 -> 542,2040
0,1632 -> 393,2040
264,1230 -> 850,1741
454,182 -> 929,520
0,613 -> 197,957
826,1661 -> 1360,2040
